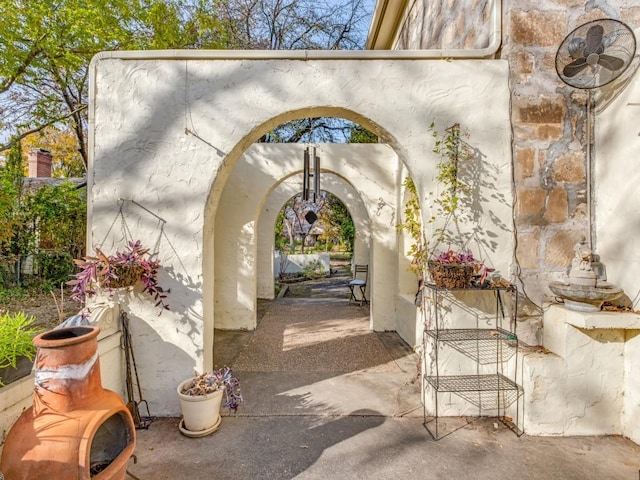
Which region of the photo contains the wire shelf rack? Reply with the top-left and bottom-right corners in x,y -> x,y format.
424,328 -> 518,364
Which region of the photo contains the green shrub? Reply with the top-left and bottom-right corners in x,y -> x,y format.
0,311 -> 42,385
302,259 -> 325,279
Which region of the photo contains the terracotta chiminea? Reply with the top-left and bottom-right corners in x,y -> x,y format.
0,326 -> 136,480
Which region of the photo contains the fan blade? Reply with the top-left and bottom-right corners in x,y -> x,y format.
598,54 -> 625,71
585,24 -> 604,55
563,58 -> 588,77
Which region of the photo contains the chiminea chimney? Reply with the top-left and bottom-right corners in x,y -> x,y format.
28,148 -> 53,178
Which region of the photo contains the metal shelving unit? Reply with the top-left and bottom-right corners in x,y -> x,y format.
423,284 -> 523,440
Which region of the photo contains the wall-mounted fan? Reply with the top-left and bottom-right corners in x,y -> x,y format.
556,19 -> 636,89
555,18 -> 637,251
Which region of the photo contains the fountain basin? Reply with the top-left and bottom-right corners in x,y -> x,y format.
549,281 -> 623,312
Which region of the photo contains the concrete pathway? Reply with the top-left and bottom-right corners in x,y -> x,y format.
126,279 -> 640,480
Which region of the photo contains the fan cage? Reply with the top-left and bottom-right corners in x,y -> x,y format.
555,18 -> 637,89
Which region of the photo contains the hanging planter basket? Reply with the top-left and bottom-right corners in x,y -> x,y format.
428,261 -> 474,289
109,264 -> 145,289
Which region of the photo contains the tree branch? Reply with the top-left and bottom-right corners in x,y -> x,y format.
0,105 -> 87,152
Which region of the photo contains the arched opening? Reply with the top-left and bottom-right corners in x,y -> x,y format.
205,109 -> 418,370
213,144 -> 382,331
268,191 -> 356,289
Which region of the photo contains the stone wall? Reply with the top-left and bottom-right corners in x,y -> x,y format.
396,0 -> 494,50
394,0 -> 640,308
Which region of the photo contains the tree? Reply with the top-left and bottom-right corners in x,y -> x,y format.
275,191 -> 353,254
0,139 -> 86,288
0,142 -> 24,260
21,127 -> 85,177
221,0 -> 374,143
0,0 -> 372,166
0,0 -> 234,169
323,192 -> 354,252
348,124 -> 378,143
218,0 -> 371,50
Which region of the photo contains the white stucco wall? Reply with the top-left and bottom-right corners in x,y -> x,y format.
89,51 -> 513,414
523,305 -> 640,443
597,64 -> 640,306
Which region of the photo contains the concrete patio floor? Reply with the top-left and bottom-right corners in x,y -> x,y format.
125,280 -> 640,480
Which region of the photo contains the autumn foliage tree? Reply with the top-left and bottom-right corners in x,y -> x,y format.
0,0 -> 372,169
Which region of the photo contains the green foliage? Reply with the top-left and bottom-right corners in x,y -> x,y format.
36,251 -> 74,287
27,182 -> 86,260
302,259 -> 325,279
323,193 -> 354,253
399,176 -> 428,278
0,311 -> 42,384
0,151 -> 86,289
0,0 -> 371,164
21,127 -> 86,177
429,122 -> 472,219
348,125 -> 378,143
0,0 -> 235,166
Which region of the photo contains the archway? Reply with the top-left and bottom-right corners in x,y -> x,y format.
256,173 -> 371,300
213,142 -> 399,333
89,52 -> 513,414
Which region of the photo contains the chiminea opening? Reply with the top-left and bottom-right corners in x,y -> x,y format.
40,326 -> 94,340
90,412 -> 133,476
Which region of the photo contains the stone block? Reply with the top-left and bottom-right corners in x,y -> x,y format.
554,0 -> 588,6
537,124 -> 563,141
545,229 -> 583,266
513,51 -> 535,82
516,230 -> 539,270
516,188 -> 546,224
553,151 -> 585,183
511,9 -> 567,47
515,147 -> 535,181
544,188 -> 568,223
518,99 -> 565,124
621,7 -> 640,27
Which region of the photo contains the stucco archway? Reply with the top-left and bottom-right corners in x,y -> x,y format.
214,143 -> 401,334
89,52 -> 512,414
256,171 -> 372,301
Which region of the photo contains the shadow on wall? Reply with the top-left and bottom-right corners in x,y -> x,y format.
126,312 -> 197,415
431,126 -> 510,261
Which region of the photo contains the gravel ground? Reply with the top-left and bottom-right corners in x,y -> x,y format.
0,288 -> 79,330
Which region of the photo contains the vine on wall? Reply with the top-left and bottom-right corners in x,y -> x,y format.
400,122 -> 473,278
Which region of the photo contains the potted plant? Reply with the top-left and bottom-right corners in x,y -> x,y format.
67,240 -> 169,312
176,367 -> 243,437
0,311 -> 42,386
427,249 -> 478,289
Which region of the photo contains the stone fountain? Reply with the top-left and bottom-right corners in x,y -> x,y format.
549,237 -> 623,312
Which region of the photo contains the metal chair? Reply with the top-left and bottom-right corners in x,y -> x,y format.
348,264 -> 369,306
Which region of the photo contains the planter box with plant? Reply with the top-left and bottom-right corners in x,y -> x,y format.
0,311 -> 42,386
177,367 -> 243,437
67,240 -> 169,313
428,249 -> 477,289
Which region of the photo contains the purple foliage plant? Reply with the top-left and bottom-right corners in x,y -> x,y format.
67,240 -> 170,312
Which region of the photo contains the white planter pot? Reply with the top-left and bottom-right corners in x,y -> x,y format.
177,378 -> 224,437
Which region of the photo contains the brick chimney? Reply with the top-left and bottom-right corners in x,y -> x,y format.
28,149 -> 53,178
